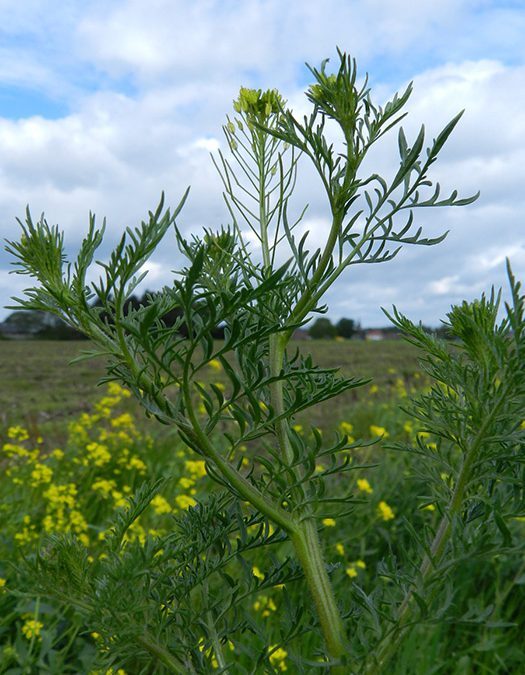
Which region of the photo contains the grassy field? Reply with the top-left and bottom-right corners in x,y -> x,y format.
0,338 -> 423,428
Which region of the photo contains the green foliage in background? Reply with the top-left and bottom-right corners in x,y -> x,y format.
4,48 -> 524,674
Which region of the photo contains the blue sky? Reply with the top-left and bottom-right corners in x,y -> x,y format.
1,0 -> 524,326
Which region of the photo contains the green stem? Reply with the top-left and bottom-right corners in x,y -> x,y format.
285,211 -> 344,338
137,634 -> 186,673
291,520 -> 347,673
254,134 -> 348,669
181,365 -> 295,532
207,610 -> 228,672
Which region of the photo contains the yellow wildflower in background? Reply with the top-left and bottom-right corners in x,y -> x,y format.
403,421 -> 414,434
185,460 -> 207,479
346,566 -> 358,578
84,442 -> 111,467
106,382 -> 131,398
253,595 -> 277,617
127,456 -> 147,473
0,578 -> 6,589
268,645 -> 288,672
7,426 -> 29,442
252,566 -> 264,581
357,478 -> 373,494
335,542 -> 345,556
151,495 -> 172,515
91,479 -> 117,498
377,501 -> 395,521
21,618 -> 43,640
208,359 -> 222,371
175,494 -> 196,510
322,518 -> 336,527
30,463 -> 53,487
370,425 -> 389,438
339,421 -> 353,436
110,413 -> 135,429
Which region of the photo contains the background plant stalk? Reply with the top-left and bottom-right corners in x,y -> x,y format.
367,391 -> 508,674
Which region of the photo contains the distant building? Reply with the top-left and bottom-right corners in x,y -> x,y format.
292,329 -> 311,341
363,328 -> 402,341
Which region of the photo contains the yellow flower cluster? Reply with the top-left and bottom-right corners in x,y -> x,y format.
151,495 -> 172,515
370,425 -> 389,438
357,478 -> 373,494
30,462 -> 53,487
84,442 -> 112,468
7,425 -> 29,442
268,645 -> 288,672
21,618 -> 43,640
322,518 -> 336,527
345,560 -> 366,578
339,421 -> 355,443
253,594 -> 277,618
377,501 -> 395,522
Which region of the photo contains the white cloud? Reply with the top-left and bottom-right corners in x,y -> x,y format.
0,1 -> 524,327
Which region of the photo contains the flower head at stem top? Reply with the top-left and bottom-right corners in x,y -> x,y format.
233,87 -> 284,124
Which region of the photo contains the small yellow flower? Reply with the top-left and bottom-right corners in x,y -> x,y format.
335,542 -> 345,556
292,424 -> 303,433
377,500 -> 395,522
21,618 -> 43,640
252,566 -> 265,581
30,463 -> 53,487
175,494 -> 196,510
357,478 -> 373,494
322,518 -> 336,527
7,426 -> 29,441
423,503 -> 436,512
0,578 -> 6,589
151,495 -> 172,515
178,477 -> 195,490
370,425 -> 389,438
268,645 -> 288,671
369,384 -> 379,394
185,460 -> 207,479
209,359 -> 222,371
339,421 -> 354,435
355,559 -> 366,569
127,456 -> 147,473
346,566 -> 358,578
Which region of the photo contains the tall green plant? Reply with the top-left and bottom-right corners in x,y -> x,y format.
6,49 -> 499,673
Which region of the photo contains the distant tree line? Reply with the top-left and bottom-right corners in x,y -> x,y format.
0,290 -> 226,340
308,317 -> 358,339
308,317 -> 454,340
1,295 -> 454,341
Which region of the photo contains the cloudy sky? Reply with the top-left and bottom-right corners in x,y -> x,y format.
0,0 -> 524,327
